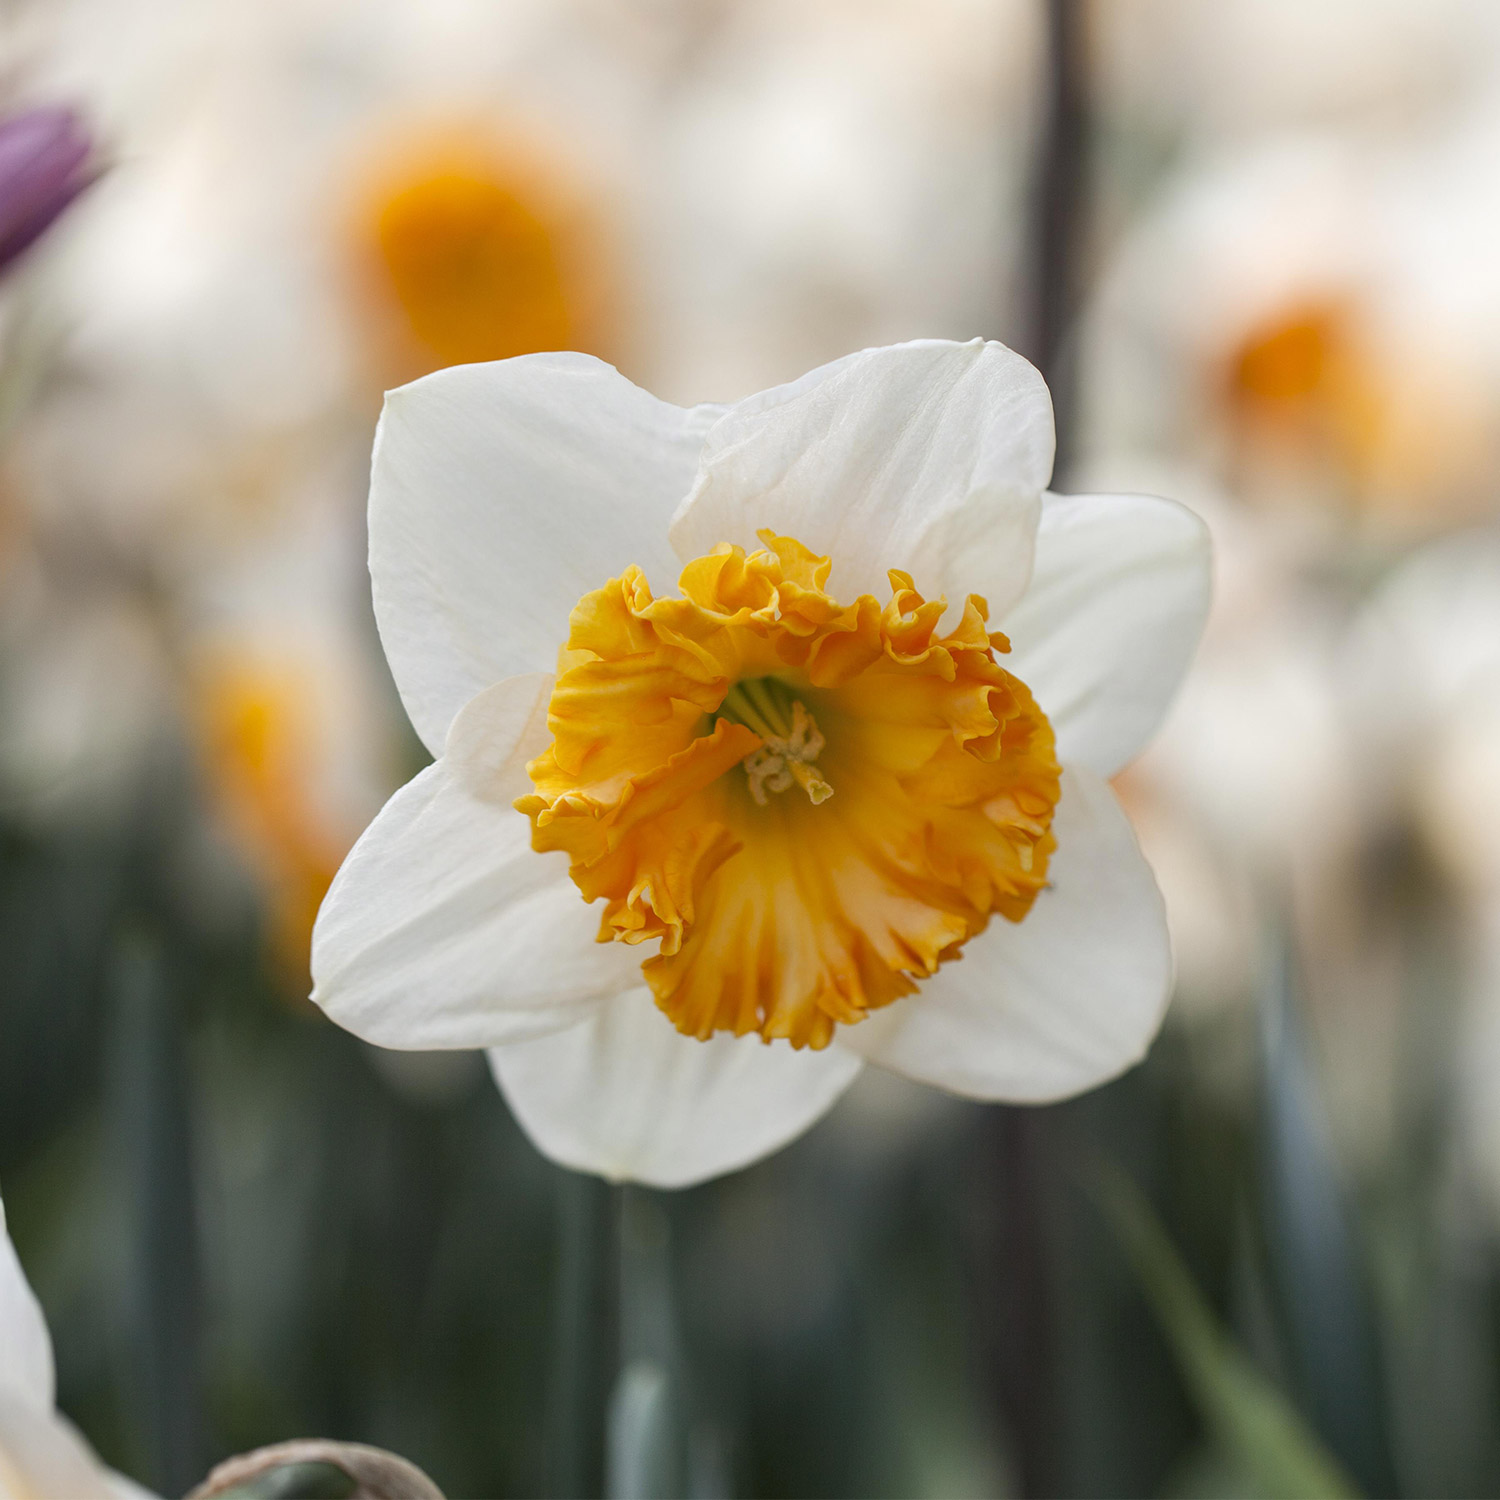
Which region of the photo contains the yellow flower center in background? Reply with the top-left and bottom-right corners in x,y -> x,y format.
198,663 -> 348,990
1224,299 -> 1493,522
1229,302 -> 1384,472
1233,305 -> 1341,406
351,134 -> 605,377
377,166 -> 569,367
516,534 -> 1061,1050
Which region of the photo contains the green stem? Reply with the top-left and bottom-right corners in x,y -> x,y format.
548,1172 -> 618,1499
607,1187 -> 683,1499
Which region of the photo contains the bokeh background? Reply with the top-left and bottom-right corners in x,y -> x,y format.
5,1 -> 1500,1496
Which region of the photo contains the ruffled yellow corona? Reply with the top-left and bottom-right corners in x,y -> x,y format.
516,534 -> 1061,1050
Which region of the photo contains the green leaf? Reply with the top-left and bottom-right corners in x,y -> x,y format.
1095,1164 -> 1360,1500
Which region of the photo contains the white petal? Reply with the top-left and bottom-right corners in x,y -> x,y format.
1001,491 -> 1211,777
311,676 -> 639,1049
0,1400 -> 124,1500
0,1195 -> 53,1412
839,765 -> 1171,1102
669,339 -> 1053,612
489,989 -> 863,1188
371,353 -> 722,755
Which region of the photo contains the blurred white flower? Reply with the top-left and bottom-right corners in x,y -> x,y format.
1094,0 -> 1500,140
1095,465 -> 1360,1023
310,339 -> 1210,1186
1083,129 -> 1500,541
0,0 -> 1040,929
1350,529 -> 1500,1201
15,0 -> 1042,543
1352,528 -> 1500,902
0,580 -> 170,827
0,1190 -> 151,1500
621,0 -> 1042,401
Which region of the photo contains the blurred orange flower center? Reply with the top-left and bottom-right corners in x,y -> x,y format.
515,533 -> 1061,1050
1233,306 -> 1339,405
1228,302 -> 1387,478
199,665 -> 347,987
370,157 -> 573,369
1225,299 -> 1492,515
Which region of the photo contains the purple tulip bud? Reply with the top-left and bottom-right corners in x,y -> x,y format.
0,106 -> 95,275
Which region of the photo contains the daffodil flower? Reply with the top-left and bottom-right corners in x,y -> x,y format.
0,1192 -> 151,1499
311,339 -> 1210,1187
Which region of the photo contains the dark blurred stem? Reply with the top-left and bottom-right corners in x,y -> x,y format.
1257,925 -> 1397,1495
549,1171 -> 618,1499
1027,0 -> 1090,477
607,1187 -> 683,1500
971,5 -> 1092,1492
108,925 -> 205,1496
985,1108 -> 1060,1498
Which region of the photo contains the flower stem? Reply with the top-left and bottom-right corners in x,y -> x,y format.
548,1171 -> 618,1499
107,924 -> 206,1497
606,1187 -> 684,1499
1026,0 -> 1089,478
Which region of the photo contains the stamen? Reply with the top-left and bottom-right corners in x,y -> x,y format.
720,679 -> 833,806
740,676 -> 792,738
719,683 -> 778,740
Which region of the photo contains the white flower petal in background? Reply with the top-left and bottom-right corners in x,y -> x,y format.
1093,0 -> 1500,140
184,464 -> 403,983
371,355 -> 722,754
0,1198 -> 52,1413
1081,128 -> 1500,540
489,988 -> 864,1190
0,1403 -> 129,1500
311,673 -> 636,1048
838,766 -> 1171,1103
0,1192 -> 152,1500
670,338 -> 1052,611
1353,528 -> 1500,751
1351,530 -> 1500,1209
1459,919 -> 1500,1226
1001,491 -> 1212,778
1069,464 -> 1359,906
624,0 -> 1041,402
0,591 -> 169,830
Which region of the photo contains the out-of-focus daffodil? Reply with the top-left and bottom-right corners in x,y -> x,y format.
1094,0 -> 1500,139
1223,295 -> 1489,526
1351,532 -> 1500,1209
310,339 -> 1210,1187
1085,138 -> 1500,538
1099,470 -> 1360,1022
0,1190 -> 151,1500
196,659 -> 351,988
350,134 -> 605,380
1352,532 -> 1500,905
1227,300 -> 1381,467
